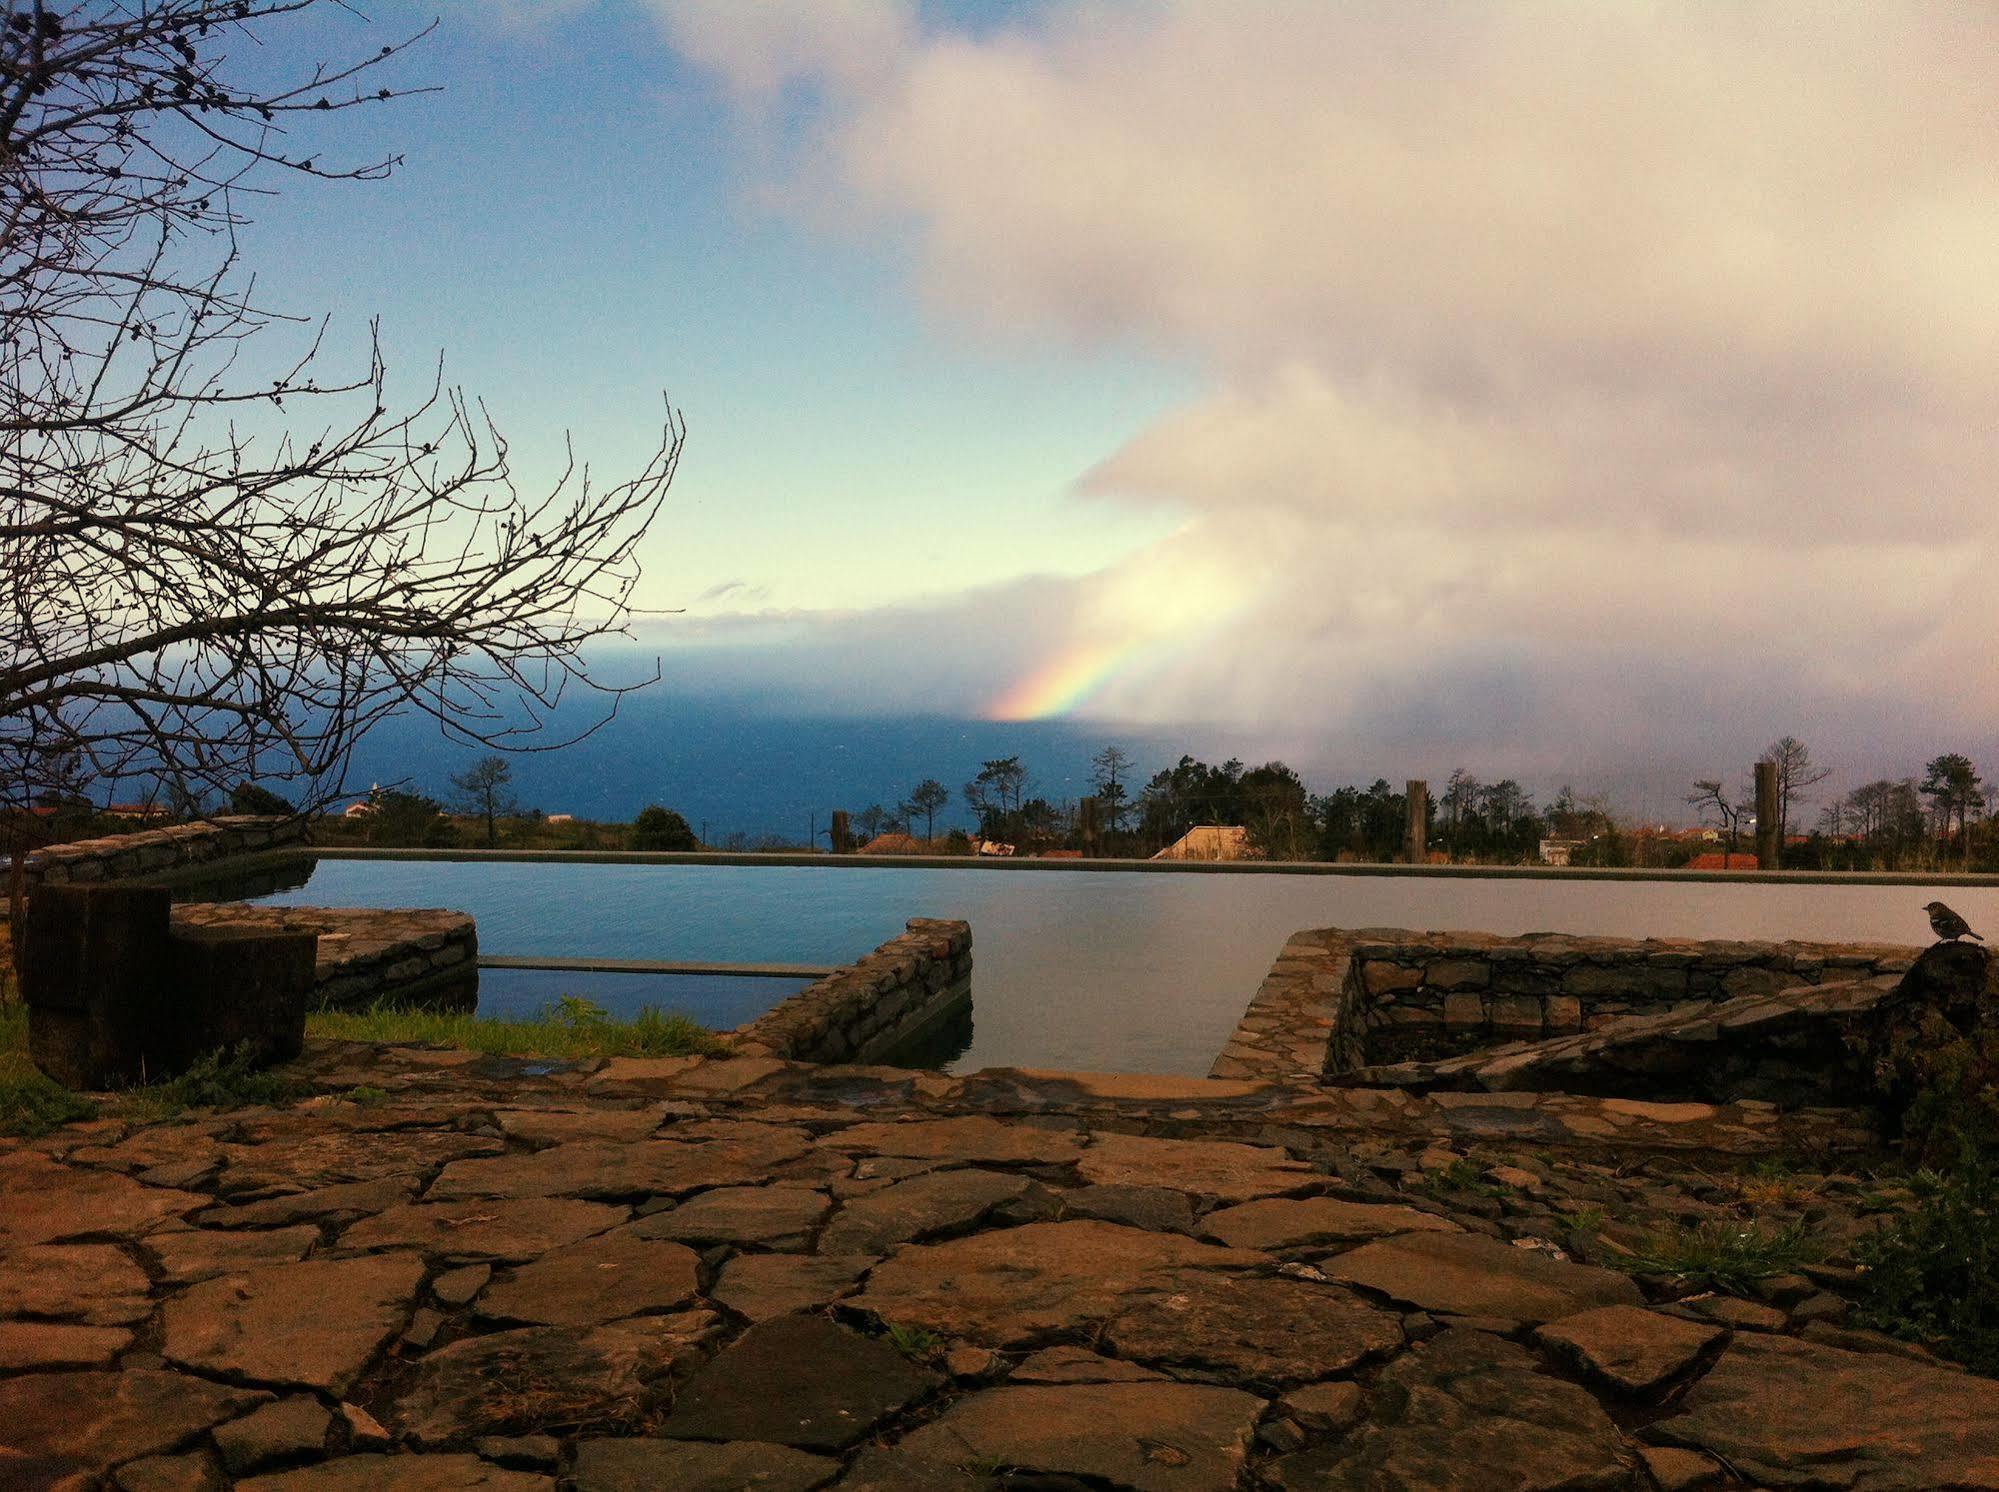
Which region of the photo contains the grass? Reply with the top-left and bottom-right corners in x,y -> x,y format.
113,1045 -> 305,1125
305,994 -> 726,1061
1627,1218 -> 1823,1293
1416,1158 -> 1503,1198
0,1002 -> 97,1137
885,1323 -> 944,1362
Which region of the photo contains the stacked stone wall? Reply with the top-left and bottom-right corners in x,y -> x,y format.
1350,932 -> 1916,1066
172,904 -> 477,1013
729,918 -> 972,1064
20,816 -> 307,890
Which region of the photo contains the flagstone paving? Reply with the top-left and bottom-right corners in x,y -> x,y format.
1,1037 -> 1992,1490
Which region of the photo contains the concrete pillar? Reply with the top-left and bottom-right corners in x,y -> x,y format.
1078,797 -> 1100,856
1405,780 -> 1429,864
830,810 -> 852,855
22,884 -> 175,1089
1754,760 -> 1780,870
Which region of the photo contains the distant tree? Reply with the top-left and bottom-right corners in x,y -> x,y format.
1240,761 -> 1311,859
450,757 -> 518,848
963,756 -> 1029,838
1091,746 -> 1135,833
1921,754 -> 1984,866
855,805 -> 888,842
1765,737 -> 1833,837
229,783 -> 294,817
370,790 -> 454,848
631,805 -> 698,851
1441,768 -> 1480,856
1686,778 -> 1750,861
905,780 -> 950,842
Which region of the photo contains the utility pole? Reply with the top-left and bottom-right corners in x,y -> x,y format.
1405,780 -> 1429,864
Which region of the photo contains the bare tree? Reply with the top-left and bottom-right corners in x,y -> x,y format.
1685,778 -> 1749,861
449,756 -> 515,849
0,3 -> 684,898
1764,736 -> 1832,837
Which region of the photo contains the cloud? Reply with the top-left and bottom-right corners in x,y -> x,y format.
657,1 -> 1999,777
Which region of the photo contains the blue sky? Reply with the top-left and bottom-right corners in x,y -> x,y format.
240,1 -> 1192,614
222,3 -> 1999,799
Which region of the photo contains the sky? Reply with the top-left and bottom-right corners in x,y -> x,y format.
239,2 -> 1999,803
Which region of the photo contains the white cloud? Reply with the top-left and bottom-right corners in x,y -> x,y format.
657,1 -> 1999,774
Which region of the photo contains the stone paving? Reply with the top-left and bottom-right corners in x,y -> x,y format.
3,1038 -> 1994,1490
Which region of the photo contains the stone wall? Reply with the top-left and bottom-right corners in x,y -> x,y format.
728,918 -> 972,1064
1211,925 -> 1920,1086
1348,930 -> 1917,1066
173,904 -> 478,1013
20,815 -> 307,890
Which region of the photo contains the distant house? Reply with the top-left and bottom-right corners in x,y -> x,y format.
341,800 -> 375,818
1152,825 -> 1259,862
859,833 -> 923,856
105,803 -> 168,823
1686,852 -> 1759,870
1539,837 -> 1584,867
545,813 -> 575,824
975,839 -> 1017,857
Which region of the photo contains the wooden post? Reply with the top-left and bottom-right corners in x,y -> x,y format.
830,810 -> 851,855
1078,797 -> 1100,856
1405,780 -> 1429,864
1754,760 -> 1780,870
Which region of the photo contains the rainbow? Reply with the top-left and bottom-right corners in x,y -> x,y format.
987,640 -> 1134,720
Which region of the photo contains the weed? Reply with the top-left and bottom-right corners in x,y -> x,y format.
0,1072 -> 97,1137
1561,1205 -> 1608,1235
1417,1158 -> 1501,1198
307,998 -> 725,1061
1627,1219 -> 1822,1293
116,1045 -> 303,1124
345,1085 -> 391,1108
885,1322 -> 943,1361
1854,1136 -> 1999,1373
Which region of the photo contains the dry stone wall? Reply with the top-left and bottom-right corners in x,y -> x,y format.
729,918 -> 972,1064
20,816 -> 306,890
1349,931 -> 1917,1066
173,904 -> 477,1013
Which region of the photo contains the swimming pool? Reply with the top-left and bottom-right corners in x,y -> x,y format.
257,860 -> 1978,1076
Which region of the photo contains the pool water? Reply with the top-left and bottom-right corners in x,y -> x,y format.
257,861 -> 1980,1076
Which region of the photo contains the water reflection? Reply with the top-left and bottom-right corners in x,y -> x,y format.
875,984 -> 975,1070
168,855 -> 315,904
256,860 -> 1982,1076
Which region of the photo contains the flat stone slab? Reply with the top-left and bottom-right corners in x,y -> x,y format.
1535,1305 -> 1723,1394
633,1186 -> 830,1249
897,1381 -> 1265,1492
1326,1229 -> 1642,1326
339,1197 -> 627,1263
0,1241 -> 154,1324
201,1177 -> 419,1228
1077,1133 -> 1314,1202
823,1115 -> 1085,1165
427,1133 -> 812,1202
0,1152 -> 204,1246
0,1320 -> 133,1370
235,1454 -> 553,1490
817,1168 -> 1030,1254
161,1252 -> 426,1392
1649,1332 -> 1999,1488
571,1437 -> 837,1492
148,1223 -> 320,1283
1269,1329 -> 1638,1490
1200,1196 -> 1463,1251
215,1396 -> 334,1474
662,1315 -> 939,1450
1014,1346 -> 1167,1384
395,1313 -> 718,1445
710,1252 -> 878,1323
474,1230 -> 701,1327
855,1219 -> 1266,1345
0,1369 -> 267,1482
1103,1273 -> 1403,1385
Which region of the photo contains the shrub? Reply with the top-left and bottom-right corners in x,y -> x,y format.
631,805 -> 697,851
1627,1219 -> 1822,1293
1854,1140 -> 1999,1373
229,781 -> 294,816
0,1073 -> 97,1137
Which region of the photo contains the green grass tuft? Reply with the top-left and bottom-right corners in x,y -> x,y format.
0,1003 -> 97,1137
305,994 -> 726,1061
1628,1219 -> 1822,1293
114,1045 -> 305,1124
885,1322 -> 943,1362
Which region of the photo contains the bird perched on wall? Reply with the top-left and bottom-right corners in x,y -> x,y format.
1923,901 -> 1984,943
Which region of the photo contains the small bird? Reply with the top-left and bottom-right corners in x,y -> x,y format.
1923,900 -> 1984,943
